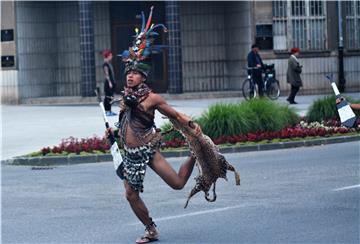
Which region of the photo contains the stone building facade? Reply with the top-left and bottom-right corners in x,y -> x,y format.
1,1 -> 359,104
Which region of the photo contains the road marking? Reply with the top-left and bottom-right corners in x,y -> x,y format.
128,204 -> 250,226
333,184 -> 360,191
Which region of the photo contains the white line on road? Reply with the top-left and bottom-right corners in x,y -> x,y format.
127,204 -> 251,226
333,184 -> 360,191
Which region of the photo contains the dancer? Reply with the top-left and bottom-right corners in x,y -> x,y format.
108,7 -> 201,243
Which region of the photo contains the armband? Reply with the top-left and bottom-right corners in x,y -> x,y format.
113,129 -> 120,138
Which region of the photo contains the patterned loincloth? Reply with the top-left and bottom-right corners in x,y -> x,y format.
117,144 -> 156,192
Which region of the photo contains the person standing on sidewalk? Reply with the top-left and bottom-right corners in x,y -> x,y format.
108,7 -> 202,243
102,49 -> 117,116
247,44 -> 265,97
286,47 -> 302,104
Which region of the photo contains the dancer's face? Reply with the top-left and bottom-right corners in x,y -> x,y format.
126,70 -> 145,88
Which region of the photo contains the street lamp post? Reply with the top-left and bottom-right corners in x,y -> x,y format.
337,0 -> 346,92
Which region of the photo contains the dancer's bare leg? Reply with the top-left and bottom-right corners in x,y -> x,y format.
149,151 -> 196,189
124,181 -> 159,243
123,180 -> 153,226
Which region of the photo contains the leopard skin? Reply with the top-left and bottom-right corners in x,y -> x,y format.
167,118 -> 241,208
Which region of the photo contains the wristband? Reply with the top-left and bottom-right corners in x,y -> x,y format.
188,120 -> 194,128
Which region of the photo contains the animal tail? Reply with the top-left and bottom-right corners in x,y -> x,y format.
226,161 -> 241,186
234,171 -> 240,185
205,182 -> 217,202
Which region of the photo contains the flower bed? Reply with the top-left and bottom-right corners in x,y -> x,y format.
162,119 -> 360,148
29,137 -> 110,157
29,118 -> 360,157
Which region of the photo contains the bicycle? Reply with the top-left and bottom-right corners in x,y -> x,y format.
242,64 -> 281,100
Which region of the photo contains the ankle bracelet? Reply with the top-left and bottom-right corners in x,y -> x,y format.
145,218 -> 157,230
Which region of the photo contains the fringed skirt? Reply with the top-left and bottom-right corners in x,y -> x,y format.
117,144 -> 156,192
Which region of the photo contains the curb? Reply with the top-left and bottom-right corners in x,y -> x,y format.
2,134 -> 359,166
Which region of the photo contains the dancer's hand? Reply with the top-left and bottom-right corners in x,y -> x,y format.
105,128 -> 114,139
189,121 -> 202,136
336,97 -> 344,105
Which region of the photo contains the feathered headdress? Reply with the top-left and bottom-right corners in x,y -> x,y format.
119,6 -> 167,78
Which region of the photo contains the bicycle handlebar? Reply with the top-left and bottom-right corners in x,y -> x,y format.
246,66 -> 262,70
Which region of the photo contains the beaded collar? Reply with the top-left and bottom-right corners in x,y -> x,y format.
125,83 -> 151,98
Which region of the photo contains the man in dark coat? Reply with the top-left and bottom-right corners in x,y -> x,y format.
247,44 -> 264,96
286,47 -> 302,104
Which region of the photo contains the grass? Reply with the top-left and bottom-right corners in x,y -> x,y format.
307,95 -> 360,122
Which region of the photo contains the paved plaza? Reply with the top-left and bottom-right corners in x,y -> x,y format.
1,93 -> 359,160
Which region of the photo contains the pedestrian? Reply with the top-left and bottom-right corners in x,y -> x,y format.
286,47 -> 303,104
108,7 -> 201,243
247,44 -> 264,96
102,49 -> 117,116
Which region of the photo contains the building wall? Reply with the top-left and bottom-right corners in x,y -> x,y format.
55,2 -> 81,96
3,1 -> 358,104
266,56 -> 337,94
1,0 -> 18,104
256,0 -> 360,94
224,1 -> 252,90
55,1 -> 110,96
16,1 -> 58,100
265,55 -> 359,95
180,2 -> 228,92
180,2 -> 253,92
13,1 -> 111,102
93,2 -> 111,91
344,56 -> 360,91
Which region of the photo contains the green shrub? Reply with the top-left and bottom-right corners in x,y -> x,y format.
307,95 -> 360,122
197,103 -> 251,138
237,98 -> 299,133
161,98 -> 300,140
160,119 -> 187,142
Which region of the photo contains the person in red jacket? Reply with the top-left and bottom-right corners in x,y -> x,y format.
102,49 -> 117,116
286,47 -> 302,104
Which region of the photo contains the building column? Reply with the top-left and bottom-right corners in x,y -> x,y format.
79,1 -> 96,97
165,1 -> 183,94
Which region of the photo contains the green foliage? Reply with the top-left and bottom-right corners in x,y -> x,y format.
198,102 -> 249,138
162,98 -> 300,140
25,151 -> 43,157
160,120 -> 185,141
199,98 -> 299,138
307,95 -> 360,122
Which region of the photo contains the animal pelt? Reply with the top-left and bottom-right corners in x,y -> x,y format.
165,118 -> 240,208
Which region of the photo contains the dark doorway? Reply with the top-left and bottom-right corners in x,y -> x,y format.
110,1 -> 168,93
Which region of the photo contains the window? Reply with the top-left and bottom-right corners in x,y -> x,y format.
256,24 -> 273,50
345,1 -> 360,49
272,0 -> 327,51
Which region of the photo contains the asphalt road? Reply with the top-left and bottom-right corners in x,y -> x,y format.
2,141 -> 359,244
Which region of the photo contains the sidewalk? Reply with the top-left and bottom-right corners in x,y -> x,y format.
1,92 -> 359,160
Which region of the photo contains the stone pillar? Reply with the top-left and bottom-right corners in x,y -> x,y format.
79,1 -> 96,97
165,1 -> 183,93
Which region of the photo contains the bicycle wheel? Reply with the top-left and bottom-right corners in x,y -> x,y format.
266,78 -> 280,100
242,79 -> 257,100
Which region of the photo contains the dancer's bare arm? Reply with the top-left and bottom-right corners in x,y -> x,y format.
149,93 -> 202,134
